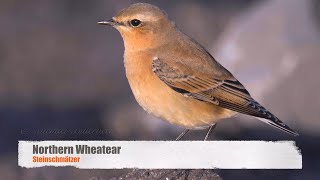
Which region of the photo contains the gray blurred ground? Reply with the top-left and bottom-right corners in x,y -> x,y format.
1,0 -> 319,179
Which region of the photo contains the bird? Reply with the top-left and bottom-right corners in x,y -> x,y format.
98,3 -> 299,140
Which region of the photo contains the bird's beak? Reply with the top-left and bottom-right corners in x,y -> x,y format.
97,19 -> 117,26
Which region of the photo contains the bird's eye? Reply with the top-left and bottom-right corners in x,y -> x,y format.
130,19 -> 141,27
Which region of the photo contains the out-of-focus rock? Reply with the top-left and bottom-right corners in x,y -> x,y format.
213,0 -> 320,135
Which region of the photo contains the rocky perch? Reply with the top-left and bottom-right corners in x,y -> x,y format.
112,169 -> 222,180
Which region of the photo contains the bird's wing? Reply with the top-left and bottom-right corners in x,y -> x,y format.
152,57 -> 298,136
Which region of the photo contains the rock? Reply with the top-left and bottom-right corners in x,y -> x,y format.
113,169 -> 222,180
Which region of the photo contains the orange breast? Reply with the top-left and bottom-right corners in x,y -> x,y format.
124,51 -> 236,129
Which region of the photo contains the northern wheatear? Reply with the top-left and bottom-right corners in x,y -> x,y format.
98,3 -> 298,140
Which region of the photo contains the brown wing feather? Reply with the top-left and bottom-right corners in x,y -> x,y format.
152,58 -> 298,136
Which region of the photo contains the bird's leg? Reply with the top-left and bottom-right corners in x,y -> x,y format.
204,124 -> 217,141
176,129 -> 190,140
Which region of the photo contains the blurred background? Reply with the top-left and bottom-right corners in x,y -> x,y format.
1,0 -> 319,179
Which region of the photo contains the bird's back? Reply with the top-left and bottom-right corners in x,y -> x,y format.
150,30 -> 298,136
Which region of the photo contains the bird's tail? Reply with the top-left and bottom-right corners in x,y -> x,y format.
257,117 -> 299,136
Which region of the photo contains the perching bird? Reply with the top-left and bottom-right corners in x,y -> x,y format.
98,3 -> 298,140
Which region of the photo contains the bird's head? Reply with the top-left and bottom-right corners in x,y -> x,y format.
98,3 -> 175,51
